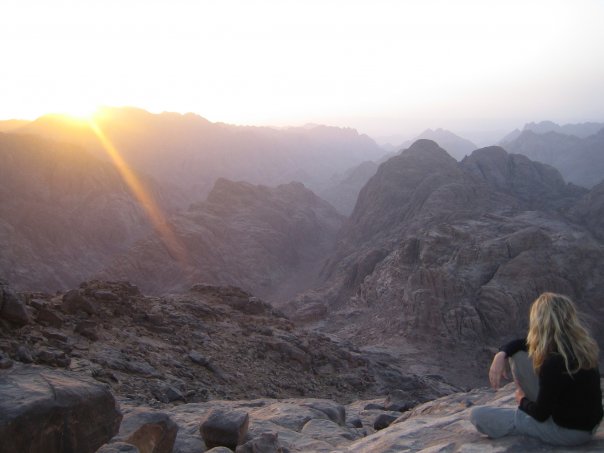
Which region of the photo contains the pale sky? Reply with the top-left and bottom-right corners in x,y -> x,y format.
2,0 -> 603,141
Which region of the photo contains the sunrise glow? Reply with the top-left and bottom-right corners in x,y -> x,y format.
87,119 -> 189,268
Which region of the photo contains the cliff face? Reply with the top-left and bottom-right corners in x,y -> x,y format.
290,140 -> 604,384
100,179 -> 345,302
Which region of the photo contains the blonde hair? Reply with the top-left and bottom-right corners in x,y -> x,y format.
527,292 -> 599,374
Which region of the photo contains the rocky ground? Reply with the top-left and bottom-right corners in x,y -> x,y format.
0,279 -> 457,407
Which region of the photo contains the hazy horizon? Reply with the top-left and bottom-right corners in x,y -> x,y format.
2,0 -> 604,143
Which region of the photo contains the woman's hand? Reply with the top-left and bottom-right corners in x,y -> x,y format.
515,387 -> 525,404
488,351 -> 509,389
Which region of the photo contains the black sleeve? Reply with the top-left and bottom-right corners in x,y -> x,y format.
518,355 -> 564,421
499,338 -> 527,357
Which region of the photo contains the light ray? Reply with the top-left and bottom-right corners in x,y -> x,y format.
87,119 -> 189,268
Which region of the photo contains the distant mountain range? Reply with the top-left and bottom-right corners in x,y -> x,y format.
502,124 -> 604,188
12,107 -> 386,204
500,120 -> 604,143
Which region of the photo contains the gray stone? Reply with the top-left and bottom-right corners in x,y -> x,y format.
37,306 -> 64,328
235,432 -> 284,453
76,320 -> 99,341
0,364 -> 121,453
113,408 -> 178,453
15,344 -> 33,363
200,409 -> 249,450
62,289 -> 96,315
94,290 -> 119,301
300,399 -> 346,426
96,441 -> 140,452
373,413 -> 398,430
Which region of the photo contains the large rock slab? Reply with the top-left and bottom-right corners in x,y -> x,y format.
0,364 -> 122,453
337,382 -> 604,452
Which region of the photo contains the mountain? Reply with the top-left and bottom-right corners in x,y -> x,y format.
0,132 -> 180,292
99,178 -> 345,303
319,161 -> 380,216
503,128 -> 604,188
0,119 -> 29,132
398,128 -> 477,160
501,120 -> 604,143
288,140 -> 603,386
14,107 -> 386,202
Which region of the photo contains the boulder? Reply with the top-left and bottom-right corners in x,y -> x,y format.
235,432 -> 284,452
36,306 -> 64,328
373,413 -> 398,430
200,409 -> 250,450
0,364 -> 122,453
62,289 -> 96,315
111,408 -> 178,453
0,282 -> 30,325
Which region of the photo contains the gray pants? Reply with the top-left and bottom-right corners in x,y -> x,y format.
470,351 -> 595,446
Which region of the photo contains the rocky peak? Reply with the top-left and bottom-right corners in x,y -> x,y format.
461,146 -> 581,208
346,140 -> 462,243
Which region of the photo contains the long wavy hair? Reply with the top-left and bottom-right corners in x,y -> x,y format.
527,292 -> 599,374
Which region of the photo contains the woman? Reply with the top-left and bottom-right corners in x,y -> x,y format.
470,292 -> 603,446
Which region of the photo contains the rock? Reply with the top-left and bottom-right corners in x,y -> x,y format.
15,344 -> 33,363
96,441 -> 141,452
152,383 -> 185,403
62,289 -> 96,315
200,409 -> 250,450
235,432 -> 285,453
384,389 -> 416,412
373,413 -> 398,430
111,408 -> 178,453
76,320 -> 99,341
343,381 -> 604,452
36,306 -> 64,328
0,283 -> 30,326
300,399 -> 346,426
0,352 -> 13,369
206,448 -> 236,453
188,350 -> 210,367
94,290 -> 119,301
301,418 -> 359,445
0,364 -> 122,453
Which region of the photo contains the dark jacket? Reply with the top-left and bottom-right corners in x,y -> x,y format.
501,339 -> 603,432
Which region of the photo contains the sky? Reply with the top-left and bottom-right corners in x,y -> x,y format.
2,0 -> 604,142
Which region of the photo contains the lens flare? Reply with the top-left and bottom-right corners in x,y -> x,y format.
87,119 -> 189,268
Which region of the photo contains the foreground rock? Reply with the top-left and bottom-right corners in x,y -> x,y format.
161,381 -> 604,452
337,382 -> 604,452
0,364 -> 121,453
0,280 -> 455,407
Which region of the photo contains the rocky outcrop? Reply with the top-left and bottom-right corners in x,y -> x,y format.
100,179 -> 344,303
0,280 -> 456,407
290,140 -> 604,387
0,364 -> 122,453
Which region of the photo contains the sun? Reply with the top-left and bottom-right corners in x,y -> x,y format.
58,103 -> 100,122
